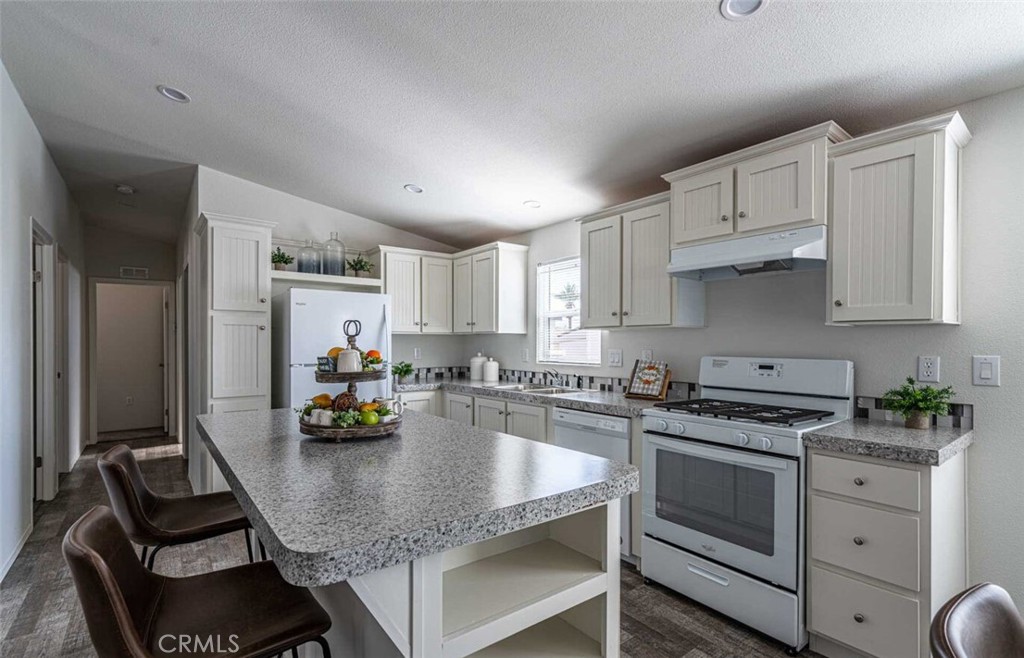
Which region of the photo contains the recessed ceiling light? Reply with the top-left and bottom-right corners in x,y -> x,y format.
114,184 -> 136,195
720,0 -> 767,20
156,84 -> 191,103
523,200 -> 542,209
404,184 -> 424,194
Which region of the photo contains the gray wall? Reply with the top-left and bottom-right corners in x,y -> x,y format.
85,225 -> 177,282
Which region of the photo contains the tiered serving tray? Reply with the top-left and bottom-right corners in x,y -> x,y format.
301,368 -> 401,441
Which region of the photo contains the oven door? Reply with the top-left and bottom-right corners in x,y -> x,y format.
642,431 -> 798,590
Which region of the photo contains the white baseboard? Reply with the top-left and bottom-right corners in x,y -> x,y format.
0,522 -> 33,584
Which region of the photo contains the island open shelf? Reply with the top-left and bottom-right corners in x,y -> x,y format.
469,612 -> 603,658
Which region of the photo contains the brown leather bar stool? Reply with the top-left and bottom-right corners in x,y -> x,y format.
98,444 -> 258,570
64,505 -> 332,658
931,582 -> 1024,658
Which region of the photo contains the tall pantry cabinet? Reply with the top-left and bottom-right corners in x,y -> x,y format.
189,212 -> 275,494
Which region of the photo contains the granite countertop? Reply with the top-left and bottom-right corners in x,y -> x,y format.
805,418 -> 974,466
395,378 -> 662,417
196,408 -> 638,587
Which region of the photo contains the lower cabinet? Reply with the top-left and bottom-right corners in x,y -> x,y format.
444,393 -> 474,425
472,397 -> 547,442
397,390 -> 439,416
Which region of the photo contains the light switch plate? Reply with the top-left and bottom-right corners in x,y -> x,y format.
641,348 -> 654,361
917,356 -> 940,383
972,355 -> 1001,386
609,349 -> 623,367
521,348 -> 529,362
413,347 -> 422,361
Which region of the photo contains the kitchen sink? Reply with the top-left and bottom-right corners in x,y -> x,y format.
490,384 -> 596,395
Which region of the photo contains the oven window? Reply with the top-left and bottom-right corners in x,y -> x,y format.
654,448 -> 775,556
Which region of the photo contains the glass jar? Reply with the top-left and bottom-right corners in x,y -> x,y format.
297,240 -> 321,274
322,231 -> 346,276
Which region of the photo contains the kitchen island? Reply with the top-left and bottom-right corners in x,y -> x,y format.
196,408 -> 638,658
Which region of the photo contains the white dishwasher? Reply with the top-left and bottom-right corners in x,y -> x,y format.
552,408 -> 631,557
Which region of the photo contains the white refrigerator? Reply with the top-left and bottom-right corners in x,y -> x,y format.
272,288 -> 392,409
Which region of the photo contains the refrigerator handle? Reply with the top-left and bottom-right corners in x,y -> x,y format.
384,302 -> 392,398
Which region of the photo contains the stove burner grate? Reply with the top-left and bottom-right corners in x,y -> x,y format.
653,398 -> 834,426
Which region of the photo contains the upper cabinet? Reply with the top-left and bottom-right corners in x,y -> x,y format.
421,257 -> 454,333
664,122 -> 850,247
375,248 -> 452,334
580,215 -> 622,328
828,112 -> 971,325
384,251 -> 422,332
211,224 -> 271,312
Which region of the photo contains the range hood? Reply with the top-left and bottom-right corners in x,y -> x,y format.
668,225 -> 827,281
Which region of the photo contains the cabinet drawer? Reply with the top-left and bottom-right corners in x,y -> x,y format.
811,452 -> 920,511
811,495 -> 920,591
810,566 -> 919,658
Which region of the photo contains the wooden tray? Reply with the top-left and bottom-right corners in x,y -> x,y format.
314,369 -> 387,384
298,415 -> 402,441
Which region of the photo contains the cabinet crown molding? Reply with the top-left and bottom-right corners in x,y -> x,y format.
576,191 -> 671,224
370,240 -> 528,260
662,121 -> 850,183
828,111 -> 972,158
195,211 -> 278,235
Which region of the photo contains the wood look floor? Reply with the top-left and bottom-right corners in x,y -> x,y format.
0,438 -> 818,658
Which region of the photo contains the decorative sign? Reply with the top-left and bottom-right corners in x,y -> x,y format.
316,356 -> 337,373
625,359 -> 671,400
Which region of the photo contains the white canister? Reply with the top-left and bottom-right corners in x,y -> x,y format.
483,357 -> 500,383
469,352 -> 488,381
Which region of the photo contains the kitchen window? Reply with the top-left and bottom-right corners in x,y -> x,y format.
537,258 -> 601,365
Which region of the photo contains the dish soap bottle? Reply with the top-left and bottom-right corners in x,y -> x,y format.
322,231 -> 346,276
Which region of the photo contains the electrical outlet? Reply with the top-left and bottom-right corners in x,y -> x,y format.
917,356 -> 940,383
125,396 -> 134,406
609,349 -> 623,367
973,355 -> 1001,386
413,347 -> 422,361
641,348 -> 654,361
521,348 -> 529,362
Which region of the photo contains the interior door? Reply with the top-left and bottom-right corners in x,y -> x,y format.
580,215 -> 622,328
831,134 -> 937,322
471,251 -> 497,333
420,256 -> 453,333
735,141 -> 816,233
622,203 -> 671,326
453,256 -> 473,333
669,166 -> 735,245
385,252 -> 421,333
473,397 -> 506,432
162,287 -> 170,433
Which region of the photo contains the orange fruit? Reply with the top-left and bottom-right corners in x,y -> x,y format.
312,393 -> 333,409
365,349 -> 382,360
359,402 -> 380,412
327,346 -> 344,359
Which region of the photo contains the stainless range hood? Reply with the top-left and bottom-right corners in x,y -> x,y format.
668,225 -> 828,281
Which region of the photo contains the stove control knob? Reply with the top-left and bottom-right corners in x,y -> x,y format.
672,422 -> 686,435
759,436 -> 773,451
655,419 -> 669,432
735,432 -> 750,446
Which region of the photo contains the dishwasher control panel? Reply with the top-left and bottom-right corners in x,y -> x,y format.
553,409 -> 628,433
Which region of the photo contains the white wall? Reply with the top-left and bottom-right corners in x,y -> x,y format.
94,283 -> 166,433
85,225 -> 177,281
467,84 -> 1024,603
0,63 -> 85,581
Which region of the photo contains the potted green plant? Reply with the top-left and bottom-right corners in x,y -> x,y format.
346,254 -> 374,277
271,247 -> 294,271
881,377 -> 955,429
392,361 -> 414,385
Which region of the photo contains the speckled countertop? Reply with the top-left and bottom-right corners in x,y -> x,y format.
196,408 -> 638,587
395,379 -> 661,417
805,419 -> 974,466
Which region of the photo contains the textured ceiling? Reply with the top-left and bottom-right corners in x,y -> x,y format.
3,2 -> 1024,247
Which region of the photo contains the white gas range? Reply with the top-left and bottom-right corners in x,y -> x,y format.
640,356 -> 854,654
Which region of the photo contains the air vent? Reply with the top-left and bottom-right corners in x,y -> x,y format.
119,266 -> 150,280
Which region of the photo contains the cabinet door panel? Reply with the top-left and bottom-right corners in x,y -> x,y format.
736,141 -> 817,232
400,391 -> 436,416
473,398 -> 506,432
421,257 -> 453,333
670,166 -> 734,244
211,226 -> 269,312
505,403 -> 547,443
211,313 -> 269,398
445,393 -> 474,425
622,203 -> 671,326
453,256 -> 474,333
581,216 -> 622,328
831,135 -> 936,322
386,253 -> 422,333
471,251 -> 497,333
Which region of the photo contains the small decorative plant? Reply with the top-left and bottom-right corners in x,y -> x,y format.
554,283 -> 580,310
346,254 -> 374,277
271,247 -> 294,270
392,361 -> 414,384
882,377 -> 955,430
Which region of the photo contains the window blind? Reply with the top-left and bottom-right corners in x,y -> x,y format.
536,258 -> 601,365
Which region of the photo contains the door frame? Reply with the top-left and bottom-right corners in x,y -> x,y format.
88,277 -> 176,443
55,249 -> 71,473
31,220 -> 58,501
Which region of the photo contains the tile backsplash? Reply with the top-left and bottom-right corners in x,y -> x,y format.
855,396 -> 974,430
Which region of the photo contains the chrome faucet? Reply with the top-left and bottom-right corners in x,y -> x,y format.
544,369 -> 560,385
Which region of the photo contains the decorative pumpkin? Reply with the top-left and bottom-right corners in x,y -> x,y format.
332,392 -> 360,413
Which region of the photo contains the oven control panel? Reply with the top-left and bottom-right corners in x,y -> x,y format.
642,415 -> 800,458
749,362 -> 783,378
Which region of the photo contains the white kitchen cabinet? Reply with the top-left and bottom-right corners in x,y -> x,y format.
398,390 -> 439,416
444,392 -> 474,425
471,251 -> 497,333
581,199 -> 675,328
384,251 -> 422,333
421,256 -> 453,333
828,112 -> 970,325
474,397 -> 507,433
453,255 -> 473,332
455,244 -> 528,334
210,313 -> 270,399
505,402 -> 547,443
664,122 -> 849,246
210,225 -> 271,312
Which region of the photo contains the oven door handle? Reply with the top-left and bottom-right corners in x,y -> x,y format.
687,562 -> 730,587
644,433 -> 791,471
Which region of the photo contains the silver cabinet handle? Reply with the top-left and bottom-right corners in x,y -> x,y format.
622,311 -> 629,316
611,311 -> 618,317
834,300 -> 843,307
497,410 -> 504,415
854,613 -> 865,623
687,563 -> 729,587
853,536 -> 865,546
259,326 -> 266,331
260,297 -> 267,303
854,477 -> 865,486
720,215 -> 729,222
422,322 -> 428,327
414,321 -> 420,325
466,322 -> 472,326
465,404 -> 471,409
738,211 -> 746,218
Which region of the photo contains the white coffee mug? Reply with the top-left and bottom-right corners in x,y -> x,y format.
374,397 -> 404,416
